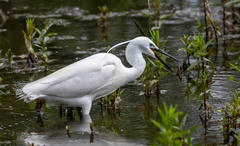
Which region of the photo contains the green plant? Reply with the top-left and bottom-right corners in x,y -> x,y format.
140,29 -> 169,96
181,34 -> 214,74
221,90 -> 240,143
35,20 -> 57,71
5,48 -> 13,63
143,0 -> 173,30
180,34 -> 215,123
222,57 -> 240,144
228,61 -> 240,83
141,60 -> 158,95
98,6 -> 108,26
143,0 -> 172,22
151,102 -> 197,145
106,88 -> 124,109
22,18 -> 56,70
203,0 -> 219,46
235,131 -> 240,145
22,18 -> 38,66
222,0 -> 240,36
180,34 -> 191,71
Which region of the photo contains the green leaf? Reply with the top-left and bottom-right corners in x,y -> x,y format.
160,14 -> 173,20
142,13 -> 156,20
228,77 -> 240,83
230,63 -> 240,72
187,60 -> 199,71
47,32 -> 57,37
151,119 -> 161,128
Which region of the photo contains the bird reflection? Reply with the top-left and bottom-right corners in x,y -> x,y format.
28,112 -> 95,145
21,106 -> 143,146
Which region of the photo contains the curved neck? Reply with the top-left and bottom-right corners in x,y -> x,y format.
125,43 -> 146,78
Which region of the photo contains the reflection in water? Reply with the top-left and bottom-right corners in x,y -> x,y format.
20,113 -> 142,146
21,114 -> 93,145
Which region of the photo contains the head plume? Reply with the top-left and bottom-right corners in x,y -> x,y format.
107,40 -> 131,54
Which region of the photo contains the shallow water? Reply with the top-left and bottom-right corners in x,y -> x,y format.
0,0 -> 240,145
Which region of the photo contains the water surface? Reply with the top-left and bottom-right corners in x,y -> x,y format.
0,0 -> 239,145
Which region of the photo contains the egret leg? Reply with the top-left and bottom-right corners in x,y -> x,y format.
77,107 -> 83,117
67,107 -> 74,120
36,114 -> 44,127
59,106 -> 63,117
81,99 -> 92,115
35,99 -> 43,116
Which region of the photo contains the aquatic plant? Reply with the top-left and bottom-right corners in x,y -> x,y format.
106,88 -> 124,110
151,102 -> 197,145
98,6 -> 108,26
97,6 -> 108,40
180,34 -> 214,74
22,18 -> 38,67
89,122 -> 94,143
228,61 -> 240,83
144,0 -> 173,24
203,0 -> 219,46
141,60 -> 157,95
139,0 -> 175,97
235,131 -> 240,145
140,29 -> 169,96
180,34 -> 216,132
66,125 -> 71,138
5,48 -> 13,64
180,34 -> 191,72
22,18 -> 56,70
35,20 -> 57,71
221,60 -> 240,144
222,0 -> 240,36
99,88 -> 124,113
98,98 -> 121,134
221,90 -> 240,144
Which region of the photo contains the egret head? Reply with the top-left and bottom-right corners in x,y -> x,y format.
130,37 -> 179,72
107,36 -> 179,72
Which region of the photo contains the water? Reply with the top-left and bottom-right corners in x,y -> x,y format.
0,0 -> 240,145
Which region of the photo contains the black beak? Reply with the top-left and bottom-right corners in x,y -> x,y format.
153,48 -> 179,72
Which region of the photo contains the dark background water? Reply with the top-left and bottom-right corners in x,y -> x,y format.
0,0 -> 240,145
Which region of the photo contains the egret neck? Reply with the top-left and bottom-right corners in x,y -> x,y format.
125,42 -> 146,80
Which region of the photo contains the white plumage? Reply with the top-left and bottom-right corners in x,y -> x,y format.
22,36 -> 178,114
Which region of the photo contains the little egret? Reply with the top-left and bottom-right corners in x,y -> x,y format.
22,36 -> 178,115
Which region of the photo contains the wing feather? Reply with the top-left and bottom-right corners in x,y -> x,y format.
23,53 -> 118,98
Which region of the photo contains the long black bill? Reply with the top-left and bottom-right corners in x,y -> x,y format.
154,48 -> 179,72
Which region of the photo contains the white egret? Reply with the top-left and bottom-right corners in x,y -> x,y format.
22,36 -> 178,115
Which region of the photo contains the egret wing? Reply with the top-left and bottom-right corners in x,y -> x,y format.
23,53 -> 118,98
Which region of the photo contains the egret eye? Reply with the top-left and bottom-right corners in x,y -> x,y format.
149,43 -> 155,50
